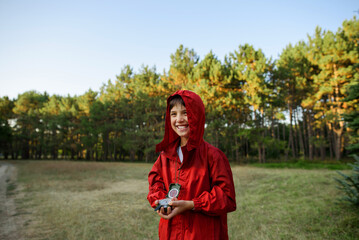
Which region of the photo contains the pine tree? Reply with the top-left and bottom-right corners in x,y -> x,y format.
228,44 -> 271,163
277,41 -> 315,159
13,91 -> 49,159
335,155 -> 359,206
342,81 -> 359,154
306,17 -> 359,160
160,45 -> 199,94
0,97 -> 14,159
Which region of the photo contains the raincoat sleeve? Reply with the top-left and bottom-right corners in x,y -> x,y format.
192,150 -> 236,216
147,154 -> 168,208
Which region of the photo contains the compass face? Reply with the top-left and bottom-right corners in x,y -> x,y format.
168,188 -> 179,198
159,198 -> 170,205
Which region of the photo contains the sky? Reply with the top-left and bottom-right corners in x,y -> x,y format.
0,0 -> 358,100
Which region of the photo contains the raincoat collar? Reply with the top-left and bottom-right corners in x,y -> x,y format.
156,90 -> 205,157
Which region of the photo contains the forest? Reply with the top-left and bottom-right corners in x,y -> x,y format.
0,17 -> 358,163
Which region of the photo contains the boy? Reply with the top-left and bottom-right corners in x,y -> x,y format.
147,90 -> 236,240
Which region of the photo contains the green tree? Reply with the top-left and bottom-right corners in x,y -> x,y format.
76,90 -> 98,159
40,95 -> 62,159
277,41 -> 315,160
0,97 -> 14,159
191,51 -> 230,148
228,44 -> 272,163
306,17 -> 359,160
13,91 -> 49,159
116,65 -> 164,161
160,45 -> 199,95
335,154 -> 359,206
57,95 -> 82,159
342,81 -> 359,154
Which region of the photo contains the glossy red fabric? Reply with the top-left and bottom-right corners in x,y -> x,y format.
147,90 -> 236,240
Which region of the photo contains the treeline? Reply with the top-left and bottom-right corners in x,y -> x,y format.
0,17 -> 358,163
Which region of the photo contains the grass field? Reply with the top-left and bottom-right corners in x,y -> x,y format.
6,160 -> 359,240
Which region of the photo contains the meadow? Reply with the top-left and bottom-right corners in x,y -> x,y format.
7,160 -> 359,240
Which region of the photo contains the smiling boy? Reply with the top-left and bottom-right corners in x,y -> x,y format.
147,90 -> 236,240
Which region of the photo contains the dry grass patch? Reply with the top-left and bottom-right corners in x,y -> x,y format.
7,161 -> 359,240
11,160 -> 157,240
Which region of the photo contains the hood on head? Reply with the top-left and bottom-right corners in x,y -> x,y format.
156,90 -> 205,154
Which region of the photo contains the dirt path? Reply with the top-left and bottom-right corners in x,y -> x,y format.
0,162 -> 23,240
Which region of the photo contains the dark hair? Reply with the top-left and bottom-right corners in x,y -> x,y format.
169,95 -> 185,110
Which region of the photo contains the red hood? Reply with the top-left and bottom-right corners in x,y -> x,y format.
156,90 -> 205,155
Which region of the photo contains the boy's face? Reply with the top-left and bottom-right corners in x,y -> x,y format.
170,103 -> 190,141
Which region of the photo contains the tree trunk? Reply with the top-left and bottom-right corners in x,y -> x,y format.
327,125 -> 333,160
295,109 -> 305,157
22,137 -> 30,159
130,150 -> 136,162
262,145 -> 266,163
293,123 -> 298,158
277,122 -> 280,141
245,137 -> 249,162
235,135 -> 240,164
302,109 -> 308,158
307,112 -> 314,160
288,102 -> 296,158
333,128 -> 343,161
102,130 -> 109,161
320,126 -> 326,161
271,110 -> 276,138
258,144 -> 262,163
332,65 -> 345,160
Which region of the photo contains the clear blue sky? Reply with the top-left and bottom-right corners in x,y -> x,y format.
0,0 -> 358,99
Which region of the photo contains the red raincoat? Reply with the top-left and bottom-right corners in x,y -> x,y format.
147,90 -> 236,240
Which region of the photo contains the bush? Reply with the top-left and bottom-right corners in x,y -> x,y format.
335,155 -> 359,206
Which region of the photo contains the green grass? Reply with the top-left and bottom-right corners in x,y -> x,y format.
250,161 -> 352,170
228,167 -> 358,240
8,160 -> 359,240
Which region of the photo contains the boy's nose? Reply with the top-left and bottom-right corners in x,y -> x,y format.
176,115 -> 184,122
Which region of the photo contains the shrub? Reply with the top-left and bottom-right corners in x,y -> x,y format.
335,155 -> 359,206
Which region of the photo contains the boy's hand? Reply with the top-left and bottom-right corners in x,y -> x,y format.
155,199 -> 172,215
157,198 -> 194,220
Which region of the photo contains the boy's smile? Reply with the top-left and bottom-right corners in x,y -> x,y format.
170,104 -> 190,146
